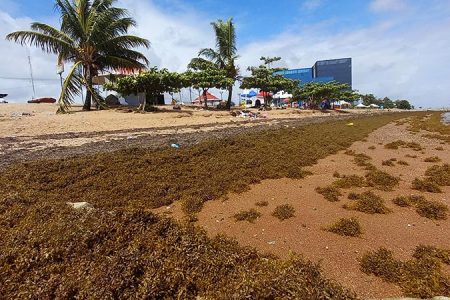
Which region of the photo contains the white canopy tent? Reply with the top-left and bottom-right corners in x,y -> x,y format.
356,103 -> 368,108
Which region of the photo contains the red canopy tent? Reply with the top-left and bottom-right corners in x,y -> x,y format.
256,91 -> 273,98
193,91 -> 221,104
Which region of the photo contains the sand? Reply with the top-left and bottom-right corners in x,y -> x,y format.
0,103 -> 384,138
162,121 -> 450,299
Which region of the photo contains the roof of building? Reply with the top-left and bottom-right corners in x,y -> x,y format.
193,91 -> 220,102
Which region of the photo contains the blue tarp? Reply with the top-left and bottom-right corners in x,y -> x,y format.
241,90 -> 257,98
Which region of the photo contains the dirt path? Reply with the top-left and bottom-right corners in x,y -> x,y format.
163,121 -> 450,299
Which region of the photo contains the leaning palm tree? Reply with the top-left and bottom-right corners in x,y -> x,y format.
6,0 -> 150,113
199,18 -> 238,110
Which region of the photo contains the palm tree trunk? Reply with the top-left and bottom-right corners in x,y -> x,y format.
226,85 -> 233,110
83,67 -> 92,111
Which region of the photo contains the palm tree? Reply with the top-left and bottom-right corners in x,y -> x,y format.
199,18 -> 238,110
6,0 -> 150,113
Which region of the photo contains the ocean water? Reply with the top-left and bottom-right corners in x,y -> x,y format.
443,112 -> 450,124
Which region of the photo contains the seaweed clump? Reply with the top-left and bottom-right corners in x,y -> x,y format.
360,246 -> 450,298
272,204 -> 296,221
316,186 -> 342,202
344,191 -> 391,214
365,169 -> 400,191
325,218 -> 362,237
234,209 -> 262,223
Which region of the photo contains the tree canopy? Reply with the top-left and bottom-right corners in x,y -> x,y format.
104,67 -> 186,110
186,58 -> 233,108
7,0 -> 149,113
240,57 -> 298,107
292,81 -> 359,106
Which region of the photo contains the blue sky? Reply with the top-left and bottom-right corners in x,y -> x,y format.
1,0 -> 450,107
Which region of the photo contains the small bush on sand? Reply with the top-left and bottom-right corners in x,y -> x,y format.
344,191 -> 391,214
365,169 -> 400,191
412,178 -> 442,193
416,200 -> 448,220
424,156 -> 441,163
333,171 -> 341,178
316,186 -> 342,202
435,146 -> 444,151
368,146 -> 376,150
360,247 -> 450,298
405,154 -> 417,158
353,153 -> 372,167
413,245 -> 450,265
272,204 -> 295,221
326,218 -> 362,237
424,164 -> 450,186
333,175 -> 366,189
234,209 -> 261,223
397,160 -> 409,166
255,201 -> 269,207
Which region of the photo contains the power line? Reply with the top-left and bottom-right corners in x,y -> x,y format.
0,76 -> 59,81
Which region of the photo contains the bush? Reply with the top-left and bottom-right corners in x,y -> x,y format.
272,204 -> 296,221
326,218 -> 362,237
382,159 -> 396,166
234,209 -> 262,223
413,245 -> 450,265
397,160 -> 409,166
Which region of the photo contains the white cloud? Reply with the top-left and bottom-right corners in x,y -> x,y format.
370,0 -> 408,12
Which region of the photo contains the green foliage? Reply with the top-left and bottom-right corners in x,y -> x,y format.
326,218 -> 362,237
272,204 -> 296,221
234,209 -> 262,223
360,247 -> 450,298
384,140 -> 423,151
240,57 -> 298,106
292,81 -> 359,107
395,99 -> 412,110
199,18 -> 238,109
186,58 -> 233,108
105,67 -> 187,110
7,0 -> 149,112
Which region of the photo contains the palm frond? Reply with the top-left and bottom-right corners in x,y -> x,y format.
6,31 -> 75,55
57,61 -> 83,113
100,35 -> 150,50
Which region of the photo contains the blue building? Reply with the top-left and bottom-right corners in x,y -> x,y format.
277,58 -> 352,88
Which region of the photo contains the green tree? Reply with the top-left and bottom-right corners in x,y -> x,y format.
186,59 -> 233,109
105,67 -> 186,111
382,97 -> 395,109
293,81 -> 357,108
240,57 -> 298,108
395,99 -> 412,110
361,94 -> 382,106
6,0 -> 149,113
198,18 -> 238,110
